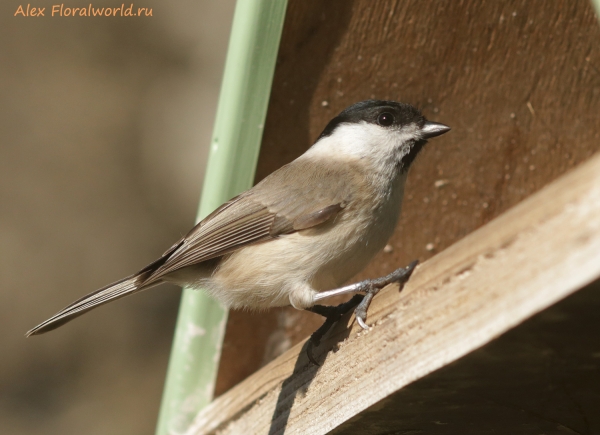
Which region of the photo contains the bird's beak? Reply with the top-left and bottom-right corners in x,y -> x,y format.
421,121 -> 451,139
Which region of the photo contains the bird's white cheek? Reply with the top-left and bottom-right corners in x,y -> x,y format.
305,122 -> 421,170
306,123 -> 396,161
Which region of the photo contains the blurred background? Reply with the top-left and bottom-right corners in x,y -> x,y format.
1,1 -> 235,434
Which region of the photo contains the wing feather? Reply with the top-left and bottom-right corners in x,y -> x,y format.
146,159 -> 358,283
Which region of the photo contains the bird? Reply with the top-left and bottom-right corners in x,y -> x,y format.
26,99 -> 450,360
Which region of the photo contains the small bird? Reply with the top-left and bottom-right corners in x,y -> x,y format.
27,100 -> 449,358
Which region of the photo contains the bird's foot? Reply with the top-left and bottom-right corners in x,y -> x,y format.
305,260 -> 418,365
354,260 -> 418,330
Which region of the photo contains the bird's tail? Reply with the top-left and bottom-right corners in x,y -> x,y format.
26,239 -> 184,337
26,270 -> 158,337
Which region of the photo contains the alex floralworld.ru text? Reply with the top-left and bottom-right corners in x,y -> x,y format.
15,4 -> 153,17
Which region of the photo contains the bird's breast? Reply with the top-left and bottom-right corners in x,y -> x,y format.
181,167 -> 407,310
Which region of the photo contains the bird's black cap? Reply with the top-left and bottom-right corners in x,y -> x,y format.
317,100 -> 426,140
316,100 -> 450,171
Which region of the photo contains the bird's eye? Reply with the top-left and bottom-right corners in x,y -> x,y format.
377,112 -> 395,127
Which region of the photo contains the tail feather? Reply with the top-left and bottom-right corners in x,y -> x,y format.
26,271 -> 157,337
26,240 -> 184,337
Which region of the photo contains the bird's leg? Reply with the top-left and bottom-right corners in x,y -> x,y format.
305,294 -> 363,365
314,260 -> 418,328
305,260 -> 418,365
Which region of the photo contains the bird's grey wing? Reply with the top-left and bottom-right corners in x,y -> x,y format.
26,160 -> 352,335
147,176 -> 347,283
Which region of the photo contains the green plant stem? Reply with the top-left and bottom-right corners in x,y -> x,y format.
155,1 -> 288,434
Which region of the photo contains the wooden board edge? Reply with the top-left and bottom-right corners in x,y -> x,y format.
185,153 -> 600,435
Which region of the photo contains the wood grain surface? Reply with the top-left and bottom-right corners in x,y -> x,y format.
187,150 -> 600,434
330,280 -> 600,434
215,0 -> 600,396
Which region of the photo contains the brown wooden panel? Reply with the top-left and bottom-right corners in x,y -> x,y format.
216,0 -> 600,396
193,153 -> 600,434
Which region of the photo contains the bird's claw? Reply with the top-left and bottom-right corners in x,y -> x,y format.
356,315 -> 369,330
352,260 -> 419,331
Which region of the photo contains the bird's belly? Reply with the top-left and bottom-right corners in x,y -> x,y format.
206,205 -> 399,310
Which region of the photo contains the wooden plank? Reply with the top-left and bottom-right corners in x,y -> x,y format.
216,0 -> 600,394
185,152 -> 600,435
331,282 -> 600,434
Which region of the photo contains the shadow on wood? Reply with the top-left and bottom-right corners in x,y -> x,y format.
268,310 -> 358,435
